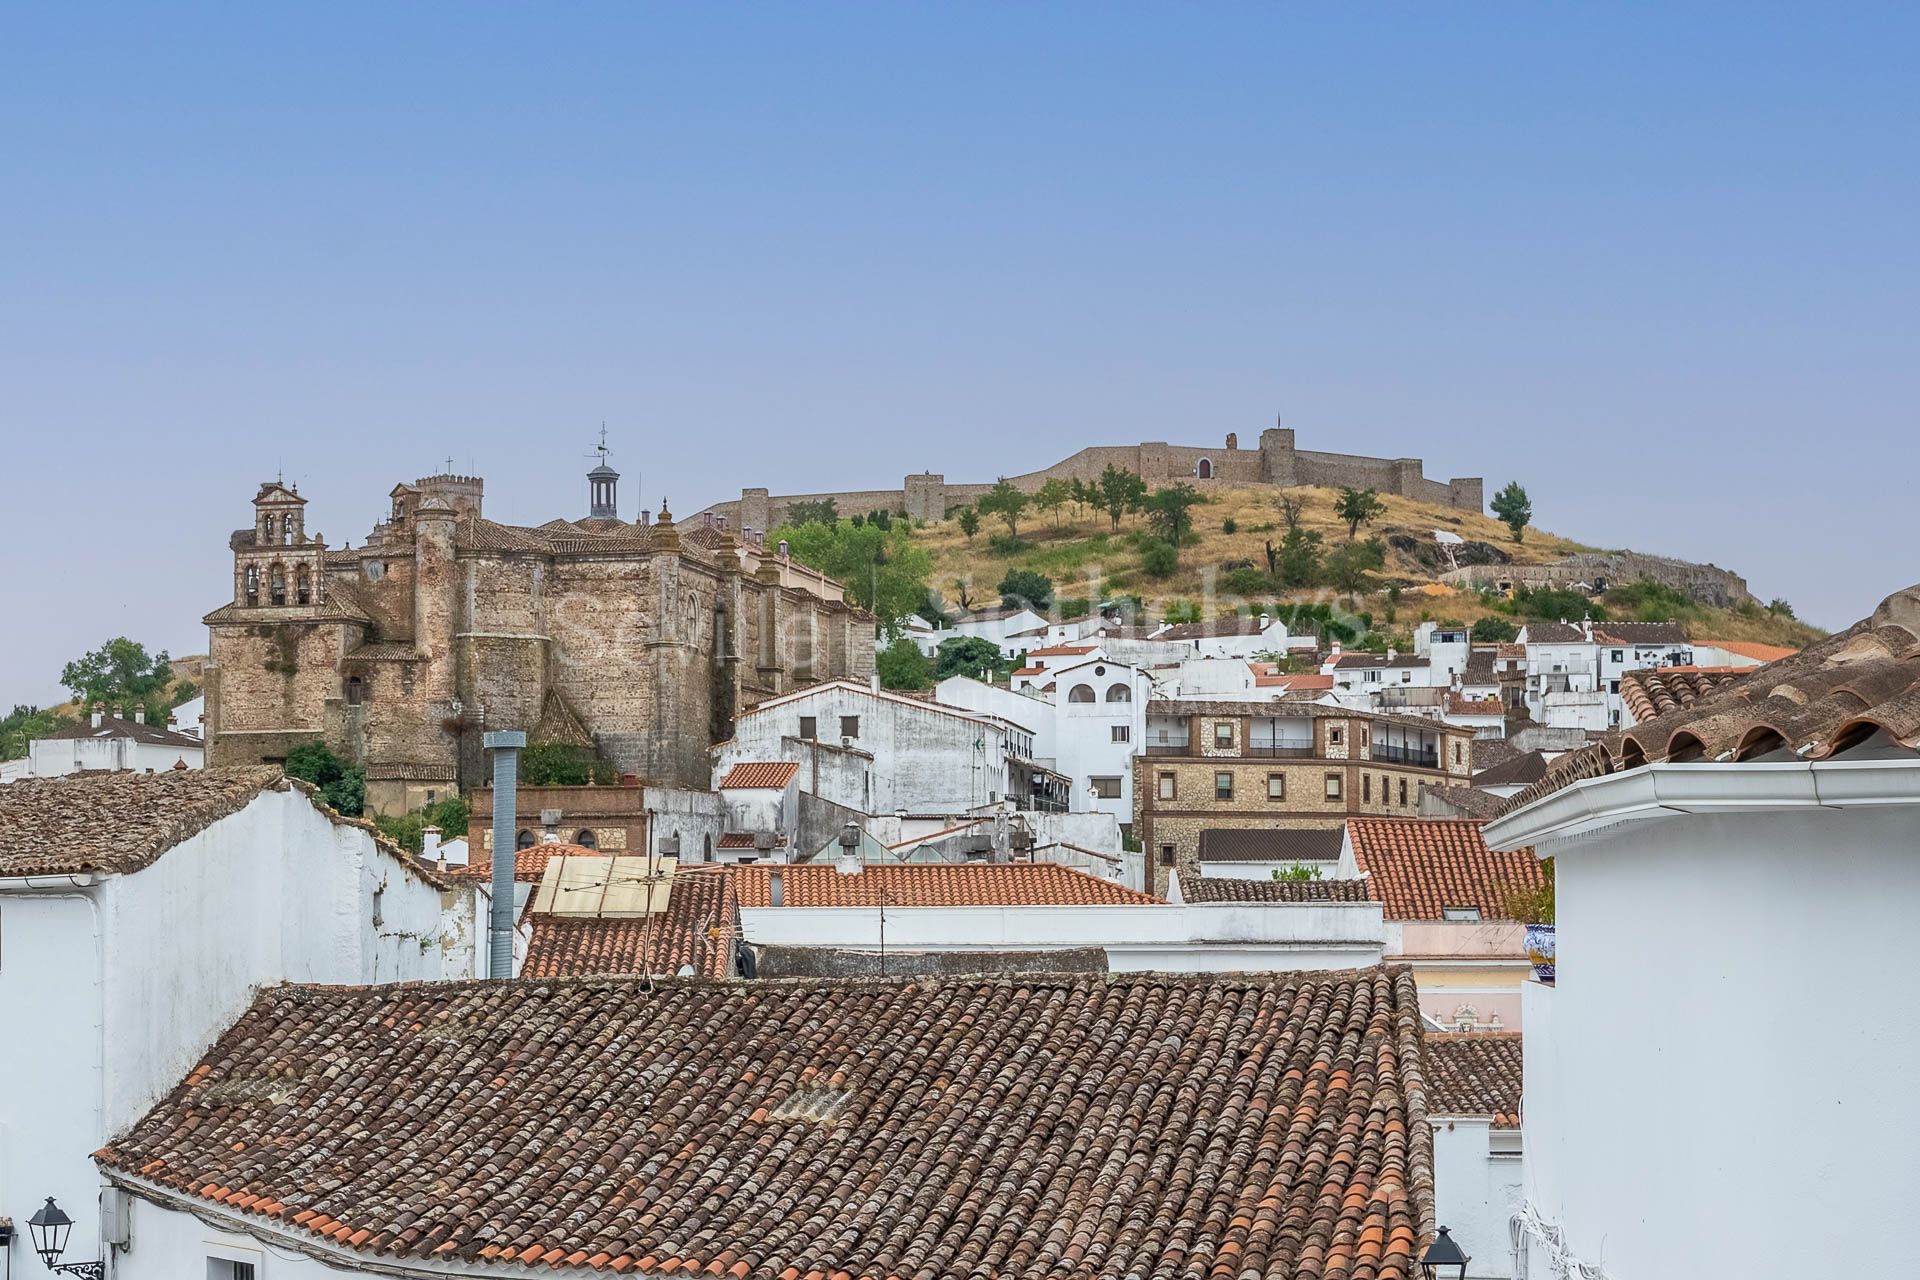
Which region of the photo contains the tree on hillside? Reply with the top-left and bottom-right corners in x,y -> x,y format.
1272,527 -> 1324,589
976,479 -> 1030,539
60,637 -> 177,716
1277,492 -> 1306,533
1334,487 -> 1386,540
1324,538 -> 1386,607
770,518 -> 934,636
876,637 -> 934,691
1470,616 -> 1519,643
1067,478 -> 1094,523
955,507 -> 980,543
1,704 -> 71,760
1143,484 -> 1205,548
785,499 -> 839,527
1034,478 -> 1073,530
997,569 -> 1055,612
1095,465 -> 1148,532
1491,481 -> 1533,543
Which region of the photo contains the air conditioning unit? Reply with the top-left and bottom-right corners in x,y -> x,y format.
657,833 -> 681,856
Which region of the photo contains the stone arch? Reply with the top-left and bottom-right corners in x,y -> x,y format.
516,829 -> 536,850
268,562 -> 287,605
574,828 -> 598,849
1195,458 -> 1213,479
1068,684 -> 1096,703
295,564 -> 312,605
344,674 -> 368,705
243,564 -> 260,606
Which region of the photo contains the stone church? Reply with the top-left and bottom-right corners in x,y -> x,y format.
203,457 -> 873,813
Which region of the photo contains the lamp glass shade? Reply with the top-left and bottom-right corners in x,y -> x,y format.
27,1196 -> 73,1265
1420,1225 -> 1470,1279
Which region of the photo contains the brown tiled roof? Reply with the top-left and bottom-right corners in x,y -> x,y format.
37,714 -> 203,748
1026,643 -> 1098,658
97,968 -> 1437,1277
1182,875 -> 1375,903
1468,738 -> 1524,774
1470,751 -> 1549,788
1702,639 -> 1798,663
1331,653 -> 1430,669
718,760 -> 800,790
716,832 -> 760,849
522,865 -> 738,978
1424,1032 -> 1523,1125
0,767 -> 282,878
1418,785 -> 1507,820
1504,584 -> 1920,815
451,840 -> 595,883
1619,666 -> 1745,724
1346,819 -> 1544,921
1522,620 -> 1690,646
1154,616 -> 1275,641
1197,826 -> 1345,863
732,862 -> 1160,906
1443,693 -> 1503,716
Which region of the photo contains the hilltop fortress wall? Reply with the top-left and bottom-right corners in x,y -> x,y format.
695,425 -> 1484,534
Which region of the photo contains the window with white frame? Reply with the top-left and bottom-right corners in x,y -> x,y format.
1110,724 -> 1130,743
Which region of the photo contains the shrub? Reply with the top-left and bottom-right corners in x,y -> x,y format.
1471,616 -> 1519,643
1140,539 -> 1178,578
1222,567 -> 1277,596
1222,517 -> 1238,534
521,743 -> 618,786
284,740 -> 366,816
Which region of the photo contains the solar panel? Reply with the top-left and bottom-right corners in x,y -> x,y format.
531,855 -> 677,917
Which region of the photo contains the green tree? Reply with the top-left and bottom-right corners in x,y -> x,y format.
771,518 -> 935,635
1144,483 -> 1204,547
284,740 -> 366,816
955,507 -> 980,543
785,499 -> 839,527
1274,527 -> 1324,589
976,479 -> 1030,539
1066,478 -> 1094,523
1470,616 -> 1519,643
1491,481 -> 1533,543
1140,539 -> 1178,578
1767,597 -> 1796,619
1095,464 -> 1148,532
932,636 -> 1011,682
997,569 -> 1055,611
1334,487 -> 1386,540
521,743 -> 618,786
1,704 -> 71,760
876,637 -> 935,690
1513,585 -> 1604,622
60,637 -> 175,716
1163,600 -> 1203,624
1034,477 -> 1073,529
373,794 -> 473,856
1324,538 -> 1386,606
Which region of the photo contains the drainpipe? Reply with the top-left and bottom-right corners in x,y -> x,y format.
483,730 -> 526,979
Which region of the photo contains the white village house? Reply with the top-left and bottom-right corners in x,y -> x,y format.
0,768 -> 488,1274
1486,582 -> 1920,1280
2,706 -> 204,781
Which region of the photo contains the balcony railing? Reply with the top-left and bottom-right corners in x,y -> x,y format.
1370,743 -> 1440,768
1144,743 -> 1191,756
1246,743 -> 1316,758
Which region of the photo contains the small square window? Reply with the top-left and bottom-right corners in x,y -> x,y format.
1157,772 -> 1176,801
840,715 -> 860,739
1091,776 -> 1123,799
1159,844 -> 1176,867
1266,773 -> 1285,801
1611,650 -> 1624,663
1325,773 -> 1343,800
1214,772 -> 1233,800
1329,727 -> 1344,745
1213,722 -> 1234,748
1111,724 -> 1130,743
798,716 -> 817,740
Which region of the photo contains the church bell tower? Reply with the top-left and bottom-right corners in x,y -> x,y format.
587,427 -> 619,520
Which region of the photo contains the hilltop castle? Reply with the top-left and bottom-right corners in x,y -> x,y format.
203,457 -> 873,813
692,420 -> 1484,535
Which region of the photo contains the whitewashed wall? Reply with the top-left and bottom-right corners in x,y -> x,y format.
1431,1120 -> 1523,1279
1520,805 -> 1920,1279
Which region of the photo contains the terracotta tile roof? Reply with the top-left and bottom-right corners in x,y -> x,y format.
1702,639 -> 1799,663
1026,643 -> 1097,658
1469,738 -> 1524,774
0,767 -> 282,878
1470,751 -> 1549,788
1417,785 -> 1507,821
1346,819 -> 1544,921
1505,584 -> 1920,815
451,840 -> 596,883
1443,693 -> 1504,716
522,864 -> 738,978
732,862 -> 1160,906
716,832 -> 760,849
1331,653 -> 1430,669
718,760 -> 800,790
1182,875 -> 1375,903
1619,666 -> 1745,724
1197,826 -> 1345,863
1523,620 -> 1690,646
1154,616 -> 1277,641
1010,665 -> 1044,677
1495,644 -> 1526,660
36,713 -> 204,748
97,968 -> 1438,1277
1424,1032 -> 1524,1125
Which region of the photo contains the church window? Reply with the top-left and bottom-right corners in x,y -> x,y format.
516,829 -> 536,850
262,514 -> 276,541
295,565 -> 312,605
243,565 -> 260,606
269,564 -> 287,605
574,829 -> 597,849
345,675 -> 367,705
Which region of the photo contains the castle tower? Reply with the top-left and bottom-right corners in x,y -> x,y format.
587,428 -> 619,520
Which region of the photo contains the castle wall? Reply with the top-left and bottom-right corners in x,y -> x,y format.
204,621 -> 356,764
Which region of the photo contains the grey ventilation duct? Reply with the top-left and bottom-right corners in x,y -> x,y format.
483,730 -> 526,979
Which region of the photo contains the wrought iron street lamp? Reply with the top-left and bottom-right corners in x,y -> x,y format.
26,1198 -> 105,1279
1419,1226 -> 1470,1280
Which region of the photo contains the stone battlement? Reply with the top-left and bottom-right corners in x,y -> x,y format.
697,420 -> 1482,536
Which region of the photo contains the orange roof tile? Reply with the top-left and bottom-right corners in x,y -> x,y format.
1026,644 -> 1097,658
450,840 -> 598,883
731,862 -> 1159,907
718,761 -> 800,790
1346,819 -> 1543,921
1702,639 -> 1799,663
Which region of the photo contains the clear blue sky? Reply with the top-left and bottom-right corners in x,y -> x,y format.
2,5 -> 1915,705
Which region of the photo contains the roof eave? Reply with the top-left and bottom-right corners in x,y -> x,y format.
1484,756 -> 1920,852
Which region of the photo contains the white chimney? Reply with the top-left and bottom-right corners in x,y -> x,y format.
91,706 -> 104,728
422,825 -> 442,868
134,707 -> 146,724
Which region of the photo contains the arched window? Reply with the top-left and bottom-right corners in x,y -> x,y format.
243,564 -> 260,606
268,564 -> 287,605
1195,458 -> 1213,479
345,675 -> 367,705
1068,684 -> 1096,703
1106,684 -> 1132,702
295,565 -> 312,605
574,829 -> 597,849
262,514 -> 276,541
516,829 -> 536,850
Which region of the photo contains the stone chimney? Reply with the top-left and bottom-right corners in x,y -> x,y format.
91,705 -> 104,729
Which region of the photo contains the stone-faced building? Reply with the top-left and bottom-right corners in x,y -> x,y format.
203,463 -> 873,813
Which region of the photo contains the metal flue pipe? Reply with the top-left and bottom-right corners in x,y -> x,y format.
483,730 -> 527,978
